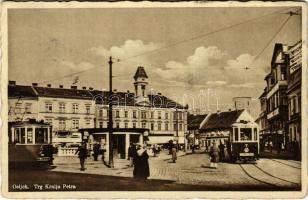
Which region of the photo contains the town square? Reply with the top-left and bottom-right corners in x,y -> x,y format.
3,2 -> 305,195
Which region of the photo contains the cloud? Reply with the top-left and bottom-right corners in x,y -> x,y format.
154,46 -> 227,83
227,83 -> 256,88
89,40 -> 160,62
206,81 -> 227,86
60,61 -> 95,71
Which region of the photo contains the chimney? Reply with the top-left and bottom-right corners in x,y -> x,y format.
47,84 -> 51,88
89,87 -> 94,90
82,86 -> 87,90
8,80 -> 16,86
59,85 -> 63,88
32,83 -> 38,87
71,86 -> 77,89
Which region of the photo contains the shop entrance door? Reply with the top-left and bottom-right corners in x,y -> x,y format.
113,134 -> 126,159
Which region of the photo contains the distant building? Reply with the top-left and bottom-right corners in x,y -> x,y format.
8,81 -> 95,146
187,114 -> 207,148
8,66 -> 188,149
233,97 -> 252,113
256,88 -> 269,147
199,109 -> 258,148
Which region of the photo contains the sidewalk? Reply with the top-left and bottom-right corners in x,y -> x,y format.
259,149 -> 299,160
52,150 -> 187,178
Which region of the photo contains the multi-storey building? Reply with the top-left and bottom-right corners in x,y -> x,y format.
263,43 -> 289,151
8,66 -> 188,147
256,88 -> 269,152
92,66 -> 188,145
233,97 -> 252,113
8,82 -> 95,133
259,41 -> 302,156
286,40 -> 302,158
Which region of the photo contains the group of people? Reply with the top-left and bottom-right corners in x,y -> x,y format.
208,141 -> 227,169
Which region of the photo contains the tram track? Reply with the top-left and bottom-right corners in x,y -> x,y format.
270,159 -> 301,169
239,163 -> 300,188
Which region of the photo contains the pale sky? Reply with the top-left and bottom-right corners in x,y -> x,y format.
8,6 -> 302,118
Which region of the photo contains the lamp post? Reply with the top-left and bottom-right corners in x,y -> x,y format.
108,56 -> 114,168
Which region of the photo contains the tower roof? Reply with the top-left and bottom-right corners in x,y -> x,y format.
134,66 -> 148,80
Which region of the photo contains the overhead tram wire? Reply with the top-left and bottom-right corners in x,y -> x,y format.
116,7 -> 297,63
35,7 -> 296,85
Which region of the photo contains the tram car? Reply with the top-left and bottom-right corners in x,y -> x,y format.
229,126 -> 259,162
8,119 -> 53,168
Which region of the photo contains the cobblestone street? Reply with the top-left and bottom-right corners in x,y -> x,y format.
47,150 -> 301,190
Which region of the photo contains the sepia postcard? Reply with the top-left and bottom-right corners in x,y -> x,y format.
1,1 -> 307,199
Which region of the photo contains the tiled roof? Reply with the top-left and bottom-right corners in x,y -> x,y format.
200,110 -> 244,131
8,85 -> 37,98
187,114 -> 207,130
34,87 -> 93,99
8,84 -> 187,109
91,90 -> 186,109
148,94 -> 186,109
134,66 -> 148,79
89,90 -> 136,106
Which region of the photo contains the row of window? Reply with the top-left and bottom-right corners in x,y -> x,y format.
45,102 -> 91,114
98,121 -> 185,131
99,109 -> 185,120
289,95 -> 301,117
45,118 -> 91,130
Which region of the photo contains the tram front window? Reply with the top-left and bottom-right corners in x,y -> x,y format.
240,128 -> 252,141
35,128 -> 48,144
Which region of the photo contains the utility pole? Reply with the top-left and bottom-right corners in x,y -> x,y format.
108,56 -> 114,168
176,108 -> 179,151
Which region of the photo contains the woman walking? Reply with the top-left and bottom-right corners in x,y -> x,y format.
133,144 -> 150,180
209,141 -> 219,169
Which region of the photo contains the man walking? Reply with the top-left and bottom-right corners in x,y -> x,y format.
75,142 -> 88,171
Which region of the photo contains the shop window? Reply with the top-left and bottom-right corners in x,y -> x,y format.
27,128 -> 33,144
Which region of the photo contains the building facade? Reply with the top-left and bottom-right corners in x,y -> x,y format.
263,43 -> 289,151
199,109 -> 258,149
92,67 -> 188,145
286,40 -> 302,158
259,41 -> 302,156
8,67 -> 188,146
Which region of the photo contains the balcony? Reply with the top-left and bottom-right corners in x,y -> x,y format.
266,80 -> 287,99
267,105 -> 287,120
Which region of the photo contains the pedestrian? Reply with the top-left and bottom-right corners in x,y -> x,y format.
209,141 -> 219,169
269,140 -> 273,153
75,142 -> 88,171
226,140 -> 232,161
133,144 -> 150,180
101,143 -> 106,164
152,145 -> 157,157
218,141 -> 225,162
128,143 -> 136,167
171,142 -> 177,163
93,142 -> 100,161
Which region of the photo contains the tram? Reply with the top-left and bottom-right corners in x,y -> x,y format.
8,119 -> 53,167
229,125 -> 259,162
